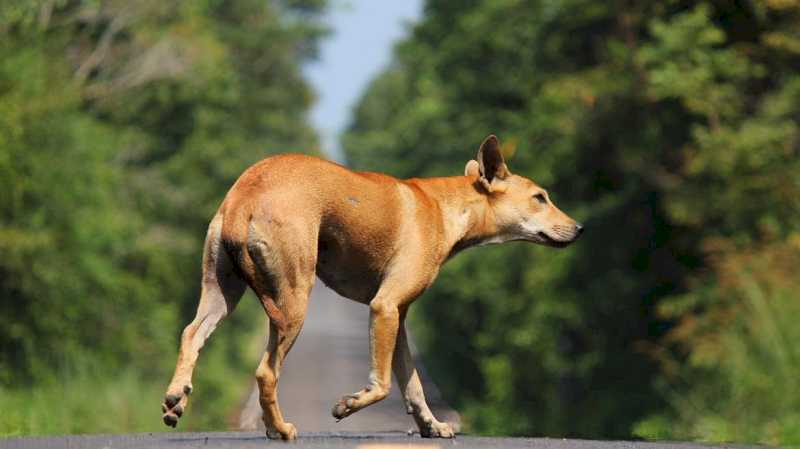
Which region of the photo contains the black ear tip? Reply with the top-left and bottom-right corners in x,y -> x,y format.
481,134 -> 499,148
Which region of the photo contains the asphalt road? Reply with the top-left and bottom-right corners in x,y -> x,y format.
0,431 -> 758,449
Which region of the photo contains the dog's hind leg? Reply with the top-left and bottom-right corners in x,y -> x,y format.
393,316 -> 455,438
162,213 -> 246,427
254,306 -> 307,440
247,221 -> 315,441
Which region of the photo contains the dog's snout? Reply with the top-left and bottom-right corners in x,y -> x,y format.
575,222 -> 584,235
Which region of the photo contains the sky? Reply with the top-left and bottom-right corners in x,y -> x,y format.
304,0 -> 423,162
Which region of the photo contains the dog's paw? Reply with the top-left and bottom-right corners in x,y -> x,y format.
420,421 -> 455,438
161,384 -> 192,428
266,422 -> 297,441
331,395 -> 358,420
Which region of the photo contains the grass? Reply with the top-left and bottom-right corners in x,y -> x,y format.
0,371 -> 166,436
1,296 -> 267,437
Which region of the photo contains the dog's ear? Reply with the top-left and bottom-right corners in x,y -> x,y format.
476,134 -> 510,192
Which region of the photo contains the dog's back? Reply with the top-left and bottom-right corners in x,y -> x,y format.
219,154 -> 424,306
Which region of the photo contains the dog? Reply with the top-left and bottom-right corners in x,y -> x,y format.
161,135 -> 583,440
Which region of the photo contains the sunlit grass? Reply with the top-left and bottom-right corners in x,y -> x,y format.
0,295 -> 267,437
0,372 -> 165,436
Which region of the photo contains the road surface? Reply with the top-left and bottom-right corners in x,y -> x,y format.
0,431 -> 758,449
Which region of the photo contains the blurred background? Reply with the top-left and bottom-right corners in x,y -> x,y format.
1,0 -> 799,446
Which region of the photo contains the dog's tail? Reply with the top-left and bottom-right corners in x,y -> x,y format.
220,199 -> 287,333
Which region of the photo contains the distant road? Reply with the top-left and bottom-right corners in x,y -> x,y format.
0,431 -> 756,449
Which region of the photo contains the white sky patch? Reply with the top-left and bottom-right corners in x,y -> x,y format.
304,0 -> 422,162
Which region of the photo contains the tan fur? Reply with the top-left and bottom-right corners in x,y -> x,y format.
161,135 -> 583,440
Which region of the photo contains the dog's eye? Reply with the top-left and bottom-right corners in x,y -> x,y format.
533,193 -> 547,204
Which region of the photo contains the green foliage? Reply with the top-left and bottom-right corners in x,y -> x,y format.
635,240 -> 800,445
0,0 -> 325,434
0,367 -> 166,436
345,0 -> 800,444
0,299 -> 264,435
635,4 -> 800,444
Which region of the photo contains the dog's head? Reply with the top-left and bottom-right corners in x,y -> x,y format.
464,135 -> 583,248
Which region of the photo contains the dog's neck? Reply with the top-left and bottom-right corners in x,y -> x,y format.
406,175 -> 507,260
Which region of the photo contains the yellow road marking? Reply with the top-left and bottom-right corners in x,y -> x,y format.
357,444 -> 441,449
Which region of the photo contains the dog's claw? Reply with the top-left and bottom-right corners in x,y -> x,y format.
266,423 -> 297,440
420,421 -> 456,438
331,401 -> 350,420
164,394 -> 181,408
162,385 -> 191,428
331,396 -> 357,420
163,412 -> 179,428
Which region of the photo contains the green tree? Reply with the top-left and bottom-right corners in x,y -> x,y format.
633,3 -> 800,444
344,0 -> 799,444
0,0 -> 326,434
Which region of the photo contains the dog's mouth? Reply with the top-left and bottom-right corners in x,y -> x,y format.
536,231 -> 573,248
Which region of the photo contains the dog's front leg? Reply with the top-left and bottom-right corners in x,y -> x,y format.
393,318 -> 455,438
332,289 -> 405,420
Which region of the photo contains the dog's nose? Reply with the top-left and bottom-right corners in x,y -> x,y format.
575,223 -> 584,235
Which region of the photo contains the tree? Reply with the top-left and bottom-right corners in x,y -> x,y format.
0,0 -> 327,433
344,0 -> 799,443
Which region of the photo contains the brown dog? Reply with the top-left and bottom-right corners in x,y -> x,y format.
161,135 -> 582,440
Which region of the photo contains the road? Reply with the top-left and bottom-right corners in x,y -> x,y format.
0,431 -> 756,449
